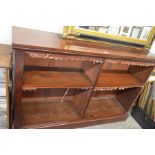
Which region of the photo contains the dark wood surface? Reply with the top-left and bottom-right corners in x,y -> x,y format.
96,72 -> 142,88
20,95 -> 127,128
13,50 -> 24,128
11,27 -> 155,129
23,70 -> 92,89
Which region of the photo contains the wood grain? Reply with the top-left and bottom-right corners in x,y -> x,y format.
96,72 -> 142,88
23,70 -> 92,89
13,50 -> 24,128
20,95 -> 127,128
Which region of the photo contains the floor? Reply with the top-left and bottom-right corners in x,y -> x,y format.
0,69 -> 141,129
83,116 -> 141,129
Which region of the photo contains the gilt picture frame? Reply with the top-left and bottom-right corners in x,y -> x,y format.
63,26 -> 155,49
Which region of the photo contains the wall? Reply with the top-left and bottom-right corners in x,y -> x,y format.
150,40 -> 155,54
0,25 -> 63,45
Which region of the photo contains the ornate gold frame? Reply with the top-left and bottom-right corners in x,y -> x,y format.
63,26 -> 155,49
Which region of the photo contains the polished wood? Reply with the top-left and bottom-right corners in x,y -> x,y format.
86,95 -> 126,120
20,95 -> 127,128
23,70 -> 92,89
13,50 -> 24,128
116,87 -> 142,111
97,72 -> 142,88
12,27 -> 155,128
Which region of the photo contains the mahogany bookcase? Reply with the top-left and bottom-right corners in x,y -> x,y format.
11,27 -> 155,128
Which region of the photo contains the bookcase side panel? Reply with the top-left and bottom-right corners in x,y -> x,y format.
13,50 -> 24,128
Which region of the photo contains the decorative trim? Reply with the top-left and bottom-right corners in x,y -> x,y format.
26,52 -> 103,64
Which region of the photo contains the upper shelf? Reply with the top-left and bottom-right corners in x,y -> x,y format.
23,70 -> 92,90
96,72 -> 143,89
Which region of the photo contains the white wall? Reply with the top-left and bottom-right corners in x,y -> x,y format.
0,25 -> 63,45
150,40 -> 155,54
0,0 -> 69,44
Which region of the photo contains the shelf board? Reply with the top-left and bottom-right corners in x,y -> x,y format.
96,72 -> 142,88
85,96 -> 126,118
20,96 -> 127,128
23,70 -> 92,89
20,99 -> 81,127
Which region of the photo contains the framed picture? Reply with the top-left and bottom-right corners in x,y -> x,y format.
97,26 -> 109,33
63,26 -> 155,48
119,26 -> 133,37
107,26 -> 120,35
140,26 -> 152,40
88,26 -> 96,31
130,26 -> 142,39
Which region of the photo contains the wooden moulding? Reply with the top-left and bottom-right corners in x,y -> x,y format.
26,51 -> 103,64
105,59 -> 155,67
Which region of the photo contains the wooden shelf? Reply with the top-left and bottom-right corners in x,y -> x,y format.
96,72 -> 142,88
20,99 -> 81,128
23,70 -> 92,89
85,95 -> 127,119
19,95 -> 128,128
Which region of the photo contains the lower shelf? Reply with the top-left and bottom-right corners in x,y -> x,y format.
19,95 -> 128,128
86,96 -> 126,119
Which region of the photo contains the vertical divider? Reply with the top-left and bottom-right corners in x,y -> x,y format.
81,58 -> 104,117
13,50 -> 24,128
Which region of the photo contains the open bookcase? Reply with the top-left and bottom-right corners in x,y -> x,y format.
12,27 -> 155,128
12,51 -> 154,128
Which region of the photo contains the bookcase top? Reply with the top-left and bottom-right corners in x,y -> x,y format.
12,27 -> 155,63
